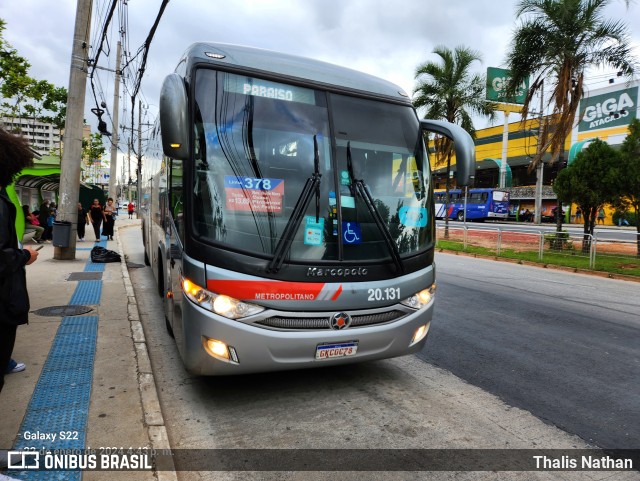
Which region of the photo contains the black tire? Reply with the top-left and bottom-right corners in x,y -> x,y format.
456,211 -> 465,222
141,223 -> 151,266
157,252 -> 165,299
157,252 -> 174,338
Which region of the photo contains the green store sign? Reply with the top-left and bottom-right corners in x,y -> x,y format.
486,67 -> 528,104
578,86 -> 638,132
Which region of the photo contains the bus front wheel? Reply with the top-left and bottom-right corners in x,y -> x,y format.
456,211 -> 465,222
157,252 -> 175,338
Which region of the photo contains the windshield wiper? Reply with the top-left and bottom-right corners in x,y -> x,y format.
346,142 -> 404,274
267,135 -> 321,273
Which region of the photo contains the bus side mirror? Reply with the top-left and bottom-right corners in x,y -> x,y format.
159,73 -> 189,160
420,119 -> 476,187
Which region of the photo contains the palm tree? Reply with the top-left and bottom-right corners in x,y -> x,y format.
505,0 -> 636,235
413,45 -> 495,237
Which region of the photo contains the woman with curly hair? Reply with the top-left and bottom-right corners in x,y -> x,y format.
0,127 -> 40,393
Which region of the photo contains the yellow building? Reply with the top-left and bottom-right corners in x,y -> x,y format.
430,79 -> 639,225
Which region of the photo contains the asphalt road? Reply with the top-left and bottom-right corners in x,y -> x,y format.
419,252 -> 640,449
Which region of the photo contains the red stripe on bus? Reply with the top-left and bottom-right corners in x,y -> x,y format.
331,284 -> 343,301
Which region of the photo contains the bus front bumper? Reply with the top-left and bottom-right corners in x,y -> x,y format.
178,301 -> 434,376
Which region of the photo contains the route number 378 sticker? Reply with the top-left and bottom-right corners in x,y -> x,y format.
367,287 -> 400,301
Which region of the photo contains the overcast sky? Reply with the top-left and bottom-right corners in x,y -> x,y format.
2,0 -> 639,159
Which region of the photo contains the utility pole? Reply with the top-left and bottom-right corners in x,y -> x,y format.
127,138 -> 132,202
137,100 -> 142,217
54,0 -> 92,261
497,104 -> 521,188
499,111 -> 509,188
534,80 -> 545,225
108,41 -> 121,200
120,102 -> 151,209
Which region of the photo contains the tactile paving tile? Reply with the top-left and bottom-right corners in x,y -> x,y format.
60,315 -> 97,327
17,406 -> 88,445
68,280 -> 102,305
13,316 -> 97,458
26,381 -> 91,410
12,258 -> 102,481
84,262 -> 106,272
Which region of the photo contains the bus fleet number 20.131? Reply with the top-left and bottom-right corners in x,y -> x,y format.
367,287 -> 400,301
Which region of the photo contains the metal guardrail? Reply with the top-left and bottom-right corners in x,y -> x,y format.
436,225 -> 639,273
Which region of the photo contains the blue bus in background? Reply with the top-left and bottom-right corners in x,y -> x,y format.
434,188 -> 510,221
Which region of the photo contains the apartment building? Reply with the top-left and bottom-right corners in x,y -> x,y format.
1,116 -> 61,156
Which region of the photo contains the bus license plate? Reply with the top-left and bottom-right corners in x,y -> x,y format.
315,341 -> 358,360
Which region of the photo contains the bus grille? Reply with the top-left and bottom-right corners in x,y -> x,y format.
254,310 -> 406,330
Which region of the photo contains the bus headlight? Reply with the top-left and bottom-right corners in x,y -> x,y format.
410,323 -> 430,346
400,283 -> 436,309
182,277 -> 265,319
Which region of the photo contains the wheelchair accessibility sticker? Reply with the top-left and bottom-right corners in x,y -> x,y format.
399,206 -> 428,227
342,221 -> 362,245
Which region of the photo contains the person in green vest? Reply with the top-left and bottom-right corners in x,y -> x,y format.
0,127 -> 40,394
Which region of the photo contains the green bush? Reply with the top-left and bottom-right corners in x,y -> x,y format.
544,231 -> 574,250
612,210 -> 631,226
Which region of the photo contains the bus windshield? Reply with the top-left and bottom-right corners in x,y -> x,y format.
192,68 -> 431,263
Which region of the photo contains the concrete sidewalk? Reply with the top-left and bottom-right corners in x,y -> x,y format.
0,218 -> 175,481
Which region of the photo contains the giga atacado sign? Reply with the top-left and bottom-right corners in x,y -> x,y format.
578,86 -> 638,132
486,67 -> 528,105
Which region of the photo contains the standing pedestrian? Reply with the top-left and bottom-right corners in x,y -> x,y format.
597,207 -> 606,225
102,197 -> 116,241
48,201 -> 58,219
127,201 -> 135,219
38,199 -> 51,240
46,205 -> 56,239
77,202 -> 88,241
575,207 -> 582,223
89,199 -> 106,241
0,127 -> 39,395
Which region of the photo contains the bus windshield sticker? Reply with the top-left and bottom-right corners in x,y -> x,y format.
340,170 -> 351,186
224,176 -> 284,213
304,216 -> 324,246
399,206 -> 428,228
342,221 -> 362,245
341,195 -> 355,208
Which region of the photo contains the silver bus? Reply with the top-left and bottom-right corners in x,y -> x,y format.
141,42 -> 475,375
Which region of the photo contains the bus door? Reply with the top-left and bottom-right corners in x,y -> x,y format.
168,158 -> 185,348
466,191 -> 487,220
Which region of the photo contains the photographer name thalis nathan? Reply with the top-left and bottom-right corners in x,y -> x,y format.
534,455 -> 634,470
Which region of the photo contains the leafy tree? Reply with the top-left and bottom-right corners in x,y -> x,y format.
617,118 -> 640,256
413,45 -> 495,237
0,18 -> 68,150
0,20 -> 32,119
504,0 -> 636,233
40,86 -> 68,156
554,139 -> 619,252
81,133 -> 107,181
